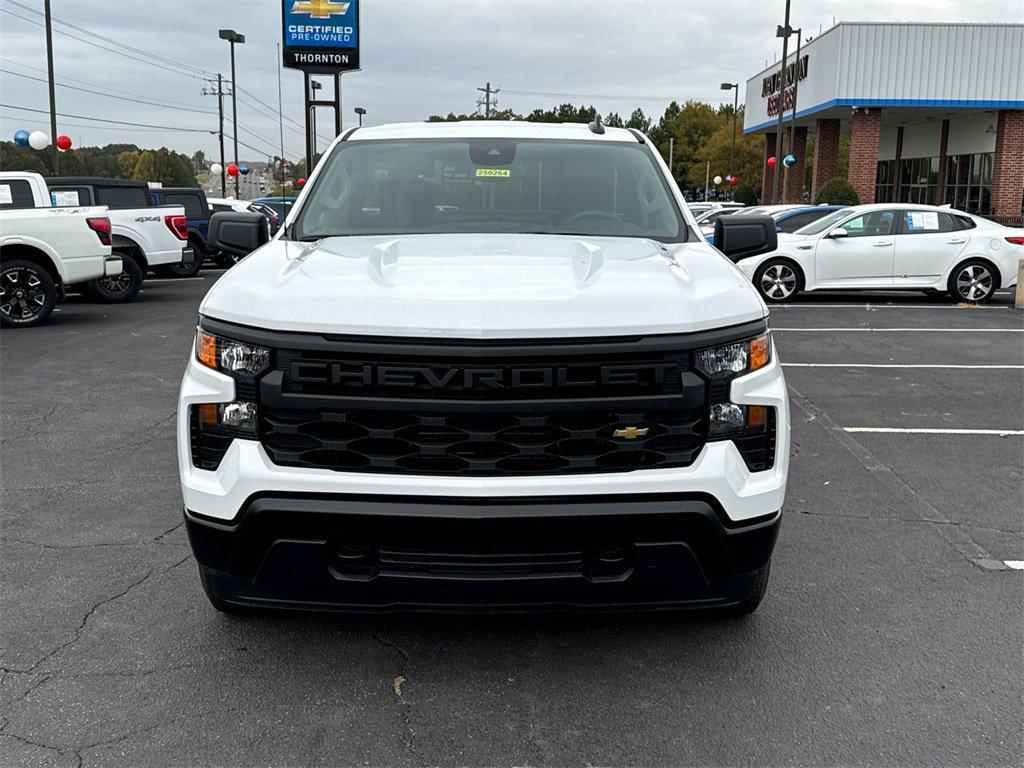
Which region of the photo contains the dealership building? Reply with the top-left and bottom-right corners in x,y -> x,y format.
744,22 -> 1024,222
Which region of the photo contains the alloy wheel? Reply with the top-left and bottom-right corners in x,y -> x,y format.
97,272 -> 134,295
0,267 -> 47,321
955,265 -> 993,301
760,264 -> 797,300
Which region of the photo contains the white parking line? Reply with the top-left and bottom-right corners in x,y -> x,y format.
146,277 -> 206,283
771,304 -> 1011,310
1005,561 -> 1024,570
783,363 -> 1024,369
844,427 -> 1024,436
774,327 -> 1023,332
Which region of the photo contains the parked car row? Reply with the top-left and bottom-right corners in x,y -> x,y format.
1,171 -> 278,328
710,202 -> 1023,303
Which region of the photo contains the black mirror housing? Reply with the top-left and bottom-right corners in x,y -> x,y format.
713,215 -> 779,262
208,211 -> 269,258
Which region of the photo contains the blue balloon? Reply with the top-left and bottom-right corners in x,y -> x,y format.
14,130 -> 30,147
239,163 -> 250,175
783,153 -> 797,168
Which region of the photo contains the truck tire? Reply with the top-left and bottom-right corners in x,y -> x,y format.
737,561 -> 771,615
0,259 -> 57,328
199,566 -> 251,615
155,238 -> 204,278
82,253 -> 143,303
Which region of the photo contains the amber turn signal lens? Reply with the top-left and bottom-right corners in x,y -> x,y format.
746,405 -> 768,429
198,403 -> 219,428
749,334 -> 770,372
196,330 -> 217,369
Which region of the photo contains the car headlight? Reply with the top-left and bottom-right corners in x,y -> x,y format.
195,328 -> 270,376
695,333 -> 771,378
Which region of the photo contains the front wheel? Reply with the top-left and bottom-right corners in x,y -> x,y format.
0,260 -> 57,328
737,561 -> 771,614
948,260 -> 997,303
81,254 -> 143,303
753,259 -> 803,303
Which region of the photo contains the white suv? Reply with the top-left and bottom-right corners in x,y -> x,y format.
178,120 -> 788,614
731,203 -> 1023,303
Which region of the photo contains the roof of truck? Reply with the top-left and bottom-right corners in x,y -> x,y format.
347,120 -> 645,143
47,177 -> 149,188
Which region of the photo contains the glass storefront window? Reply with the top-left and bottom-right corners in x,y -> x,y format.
944,152 -> 993,215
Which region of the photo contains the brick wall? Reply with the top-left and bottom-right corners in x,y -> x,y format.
991,110 -> 1024,218
811,119 -> 840,201
848,108 -> 881,205
761,132 -> 777,203
784,127 -> 808,203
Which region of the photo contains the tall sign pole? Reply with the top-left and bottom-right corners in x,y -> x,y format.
772,0 -> 792,204
282,0 -> 360,180
43,0 -> 58,174
218,74 -> 227,197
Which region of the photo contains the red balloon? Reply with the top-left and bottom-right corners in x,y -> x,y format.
296,177 -> 306,187
55,134 -> 72,151
226,163 -> 239,177
729,176 -> 739,187
766,156 -> 777,169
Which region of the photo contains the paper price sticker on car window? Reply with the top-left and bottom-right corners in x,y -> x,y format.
0,185 -> 12,205
475,168 -> 510,178
908,211 -> 939,231
51,190 -> 80,207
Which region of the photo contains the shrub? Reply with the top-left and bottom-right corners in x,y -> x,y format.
732,183 -> 758,206
815,177 -> 859,206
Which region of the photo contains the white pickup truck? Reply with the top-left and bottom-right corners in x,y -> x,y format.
0,171 -> 121,327
47,176 -> 191,302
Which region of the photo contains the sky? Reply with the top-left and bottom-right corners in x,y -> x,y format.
1,0 -> 1022,163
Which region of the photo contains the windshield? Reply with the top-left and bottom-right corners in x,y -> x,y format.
737,207 -> 767,216
294,138 -> 686,242
795,208 -> 855,235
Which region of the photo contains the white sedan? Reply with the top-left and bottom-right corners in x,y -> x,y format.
733,203 -> 1024,303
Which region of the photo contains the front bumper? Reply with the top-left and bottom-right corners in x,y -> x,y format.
187,494 -> 780,612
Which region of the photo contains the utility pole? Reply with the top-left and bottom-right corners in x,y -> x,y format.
276,43 -> 286,205
772,0 -> 792,204
43,0 -> 58,173
476,82 -> 499,118
203,75 -> 228,197
787,29 -> 803,202
721,82 -> 740,188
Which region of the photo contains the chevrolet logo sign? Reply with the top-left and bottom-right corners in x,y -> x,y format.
613,426 -> 649,439
291,0 -> 350,19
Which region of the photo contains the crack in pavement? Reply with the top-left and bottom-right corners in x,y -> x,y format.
17,555 -> 191,676
373,629 -> 419,759
792,508 -> 1022,535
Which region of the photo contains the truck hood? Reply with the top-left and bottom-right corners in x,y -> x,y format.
200,233 -> 766,339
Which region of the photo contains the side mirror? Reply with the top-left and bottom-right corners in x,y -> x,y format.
828,227 -> 848,238
713,215 -> 778,262
208,211 -> 269,259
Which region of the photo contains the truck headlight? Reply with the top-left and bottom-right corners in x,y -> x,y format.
695,333 -> 771,378
196,329 -> 270,376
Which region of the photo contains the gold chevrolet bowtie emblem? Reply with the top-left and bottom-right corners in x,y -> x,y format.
292,0 -> 350,19
613,426 -> 649,439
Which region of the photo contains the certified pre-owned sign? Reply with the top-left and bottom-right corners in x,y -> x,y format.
282,0 -> 360,73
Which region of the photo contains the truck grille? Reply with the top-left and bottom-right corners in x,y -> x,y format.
251,334 -> 711,477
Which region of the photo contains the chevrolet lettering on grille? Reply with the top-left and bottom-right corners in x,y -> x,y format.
290,362 -> 678,390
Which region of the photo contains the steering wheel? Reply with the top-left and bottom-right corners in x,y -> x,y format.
560,209 -> 620,226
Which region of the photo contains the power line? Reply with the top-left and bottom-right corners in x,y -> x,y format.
0,103 -> 214,133
503,88 -> 732,103
1,69 -> 217,115
4,0 -> 214,79
236,84 -> 332,145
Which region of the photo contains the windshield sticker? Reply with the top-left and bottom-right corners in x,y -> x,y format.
475,168 -> 510,178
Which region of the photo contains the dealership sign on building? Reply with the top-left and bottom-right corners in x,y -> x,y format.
282,0 -> 360,72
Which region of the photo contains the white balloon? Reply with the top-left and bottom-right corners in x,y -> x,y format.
28,130 -> 49,150
210,163 -> 223,175
713,175 -> 723,185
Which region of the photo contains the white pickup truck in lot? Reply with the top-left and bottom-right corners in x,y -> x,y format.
0,171 -> 121,327
179,119 -> 789,615
47,176 -> 191,302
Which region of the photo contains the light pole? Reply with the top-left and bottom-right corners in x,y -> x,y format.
787,28 -> 803,201
310,80 -> 322,156
720,82 -> 739,195
354,107 -> 366,127
43,0 -> 58,173
219,29 -> 245,198
771,0 -> 794,204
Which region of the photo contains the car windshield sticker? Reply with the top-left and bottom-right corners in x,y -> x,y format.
0,184 -> 12,205
907,211 -> 939,231
51,190 -> 80,207
475,168 -> 510,178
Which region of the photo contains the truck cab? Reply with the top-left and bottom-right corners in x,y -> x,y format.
149,186 -> 211,276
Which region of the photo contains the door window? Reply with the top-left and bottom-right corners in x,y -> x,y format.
899,211 -> 957,234
165,193 -> 205,218
840,211 -> 895,237
0,180 -> 36,209
777,211 -> 820,233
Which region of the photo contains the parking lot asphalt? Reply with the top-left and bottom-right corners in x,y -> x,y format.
2,273 -> 1022,767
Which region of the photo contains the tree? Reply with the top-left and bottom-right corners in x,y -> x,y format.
733,183 -> 758,206
625,108 -> 651,134
683,116 -> 763,190
118,150 -> 140,178
815,176 -> 859,205
131,150 -> 156,182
